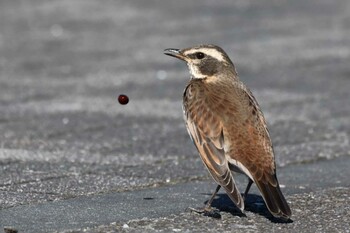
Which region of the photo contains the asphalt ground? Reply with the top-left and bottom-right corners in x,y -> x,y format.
0,0 -> 350,232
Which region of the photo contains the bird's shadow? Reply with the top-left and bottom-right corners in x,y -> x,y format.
200,193 -> 293,223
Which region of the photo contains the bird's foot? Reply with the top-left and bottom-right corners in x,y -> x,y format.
187,206 -> 221,219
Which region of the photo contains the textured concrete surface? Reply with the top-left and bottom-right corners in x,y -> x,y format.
1,157 -> 350,233
74,187 -> 350,233
0,0 -> 350,232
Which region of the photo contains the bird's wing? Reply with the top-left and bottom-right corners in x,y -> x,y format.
183,83 -> 244,211
227,85 -> 291,219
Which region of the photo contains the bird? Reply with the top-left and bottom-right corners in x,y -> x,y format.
164,44 -> 291,220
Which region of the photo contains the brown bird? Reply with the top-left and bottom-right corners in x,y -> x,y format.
164,44 -> 291,220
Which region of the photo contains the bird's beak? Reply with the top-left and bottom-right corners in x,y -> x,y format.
164,48 -> 187,61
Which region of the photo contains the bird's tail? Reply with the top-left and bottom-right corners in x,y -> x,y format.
255,178 -> 292,220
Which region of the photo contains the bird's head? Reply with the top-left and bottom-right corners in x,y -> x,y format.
164,44 -> 236,79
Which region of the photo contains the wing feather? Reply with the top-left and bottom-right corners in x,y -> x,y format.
183,82 -> 244,210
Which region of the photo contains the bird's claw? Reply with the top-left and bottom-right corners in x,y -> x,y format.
187,207 -> 221,219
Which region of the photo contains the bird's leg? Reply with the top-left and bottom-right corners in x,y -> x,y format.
243,179 -> 253,201
188,185 -> 221,218
205,185 -> 221,209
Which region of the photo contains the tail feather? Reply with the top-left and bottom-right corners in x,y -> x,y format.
255,179 -> 292,220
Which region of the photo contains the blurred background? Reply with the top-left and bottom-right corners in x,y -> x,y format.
0,0 -> 349,218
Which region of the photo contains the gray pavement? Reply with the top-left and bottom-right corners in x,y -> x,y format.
1,156 -> 350,233
0,0 -> 350,232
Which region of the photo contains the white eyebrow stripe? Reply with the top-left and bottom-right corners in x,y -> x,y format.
184,48 -> 226,62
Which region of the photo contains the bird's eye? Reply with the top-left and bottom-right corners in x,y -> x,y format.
195,52 -> 205,59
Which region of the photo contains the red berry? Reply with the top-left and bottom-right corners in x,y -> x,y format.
118,94 -> 129,105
